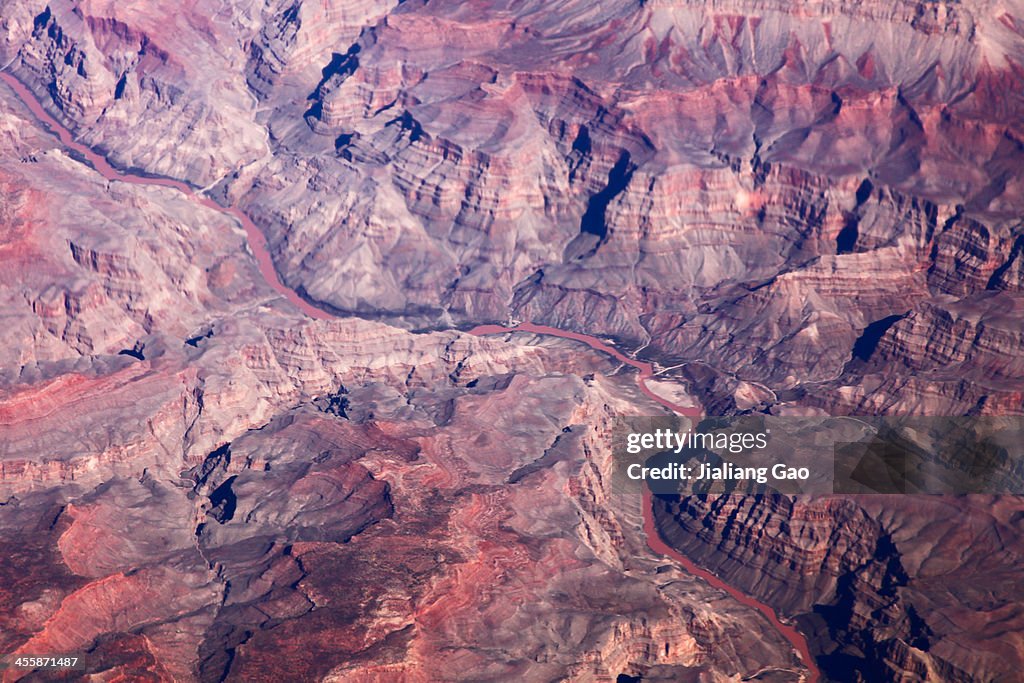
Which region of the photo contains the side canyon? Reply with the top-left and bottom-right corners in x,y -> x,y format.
1,0 -> 1023,680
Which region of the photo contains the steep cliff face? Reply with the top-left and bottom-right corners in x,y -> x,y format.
2,355 -> 810,681
0,0 -> 270,185
242,0 -> 1024,416
1,0 -> 1023,681
0,74 -> 812,681
654,493 -> 1024,682
3,0 -> 1022,413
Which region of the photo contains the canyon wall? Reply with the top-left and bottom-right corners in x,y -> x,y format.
1,0 -> 1023,680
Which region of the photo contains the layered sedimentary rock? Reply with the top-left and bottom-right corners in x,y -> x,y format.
4,0 -> 1022,413
654,493 -> 1024,682
0,0 -> 268,185
1,0 -> 1023,681
0,75 -> 808,681
243,0 -> 1024,417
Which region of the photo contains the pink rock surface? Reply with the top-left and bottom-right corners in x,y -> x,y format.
0,0 -> 1022,680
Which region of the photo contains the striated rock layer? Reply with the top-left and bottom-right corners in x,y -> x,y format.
0,71 -> 807,682
0,0 -> 1023,681
654,493 -> 1024,682
2,0 -> 1022,410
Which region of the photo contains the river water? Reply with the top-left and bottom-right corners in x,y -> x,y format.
1,71 -> 819,683
469,323 -> 819,682
0,72 -> 331,321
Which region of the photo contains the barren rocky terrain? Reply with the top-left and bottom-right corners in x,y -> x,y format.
1,0 -> 1023,681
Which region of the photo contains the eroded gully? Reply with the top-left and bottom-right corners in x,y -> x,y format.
469,323 -> 819,682
0,72 -> 330,321
1,72 -> 819,683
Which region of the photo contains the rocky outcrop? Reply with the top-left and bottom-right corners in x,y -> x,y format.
2,0 -> 1024,680
655,493 -> 1024,682
235,0 -> 1024,419
246,0 -> 396,103
4,0 -> 1023,415
1,0 -> 267,185
0,66 -> 809,681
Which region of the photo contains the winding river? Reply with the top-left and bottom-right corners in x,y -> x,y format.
1,71 -> 819,683
469,323 -> 819,682
0,72 -> 331,321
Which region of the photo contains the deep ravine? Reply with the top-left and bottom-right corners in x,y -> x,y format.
1,71 -> 820,683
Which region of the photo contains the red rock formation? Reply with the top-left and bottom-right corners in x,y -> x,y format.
0,0 -> 1022,680
0,71 -> 809,676
654,493 -> 1024,682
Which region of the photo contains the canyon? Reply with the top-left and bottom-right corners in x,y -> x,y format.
0,64 -> 811,681
1,0 -> 1023,681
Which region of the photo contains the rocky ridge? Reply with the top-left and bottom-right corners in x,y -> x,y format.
0,73 -> 808,681
2,0 -> 1023,413
654,493 -> 1024,681
1,0 -> 1023,680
